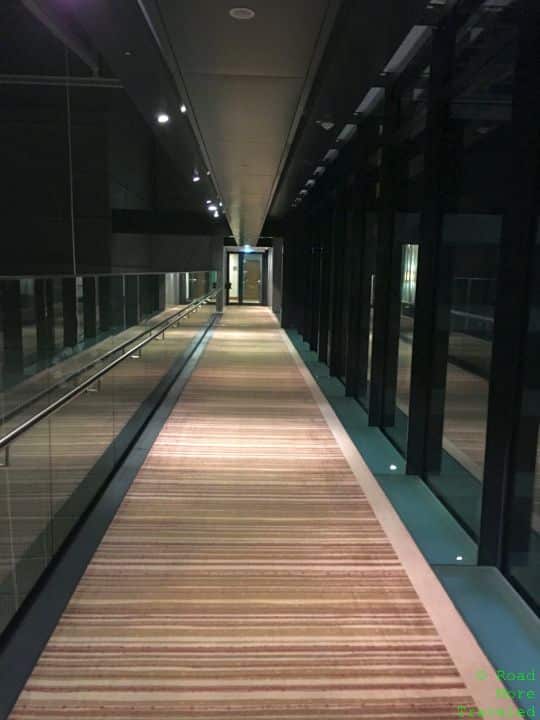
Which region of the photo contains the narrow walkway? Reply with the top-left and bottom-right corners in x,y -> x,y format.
10,307 -> 514,719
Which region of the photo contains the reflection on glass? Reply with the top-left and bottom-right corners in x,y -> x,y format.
386,244 -> 418,452
425,1 -> 516,539
358,210 -> 378,409
0,275 -> 216,634
505,241 -> 540,612
428,240 -> 498,537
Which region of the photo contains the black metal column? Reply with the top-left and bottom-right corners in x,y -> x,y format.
406,10 -> 457,474
83,277 -> 97,340
302,218 -> 314,341
328,187 -> 347,377
318,206 -> 332,364
345,178 -> 367,397
35,279 -> 55,367
125,275 -> 140,327
62,278 -> 78,349
1,280 -> 24,387
368,90 -> 400,426
479,0 -> 540,566
308,216 -> 322,351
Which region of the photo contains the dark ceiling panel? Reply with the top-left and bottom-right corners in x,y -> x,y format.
269,0 -> 430,220
153,0 -> 340,243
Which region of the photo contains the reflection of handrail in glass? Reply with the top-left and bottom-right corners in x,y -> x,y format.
450,309 -> 494,323
0,288 -> 219,456
0,291 -> 214,428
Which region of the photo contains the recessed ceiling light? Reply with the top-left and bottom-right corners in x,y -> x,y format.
206,200 -> 212,205
124,50 -> 132,57
229,7 -> 255,20
208,204 -> 218,212
180,103 -> 187,113
192,172 -> 200,183
316,120 -> 334,131
156,113 -> 169,124
213,210 -> 219,218
456,555 -> 463,561
323,148 -> 339,163
389,464 -> 397,471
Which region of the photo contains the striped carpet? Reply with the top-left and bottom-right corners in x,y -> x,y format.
9,307 -> 511,719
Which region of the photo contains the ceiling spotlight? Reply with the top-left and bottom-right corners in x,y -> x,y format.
180,103 -> 187,113
316,120 -> 335,131
306,179 -> 316,188
192,172 -> 200,183
208,204 -> 218,212
299,189 -> 308,196
206,170 -> 211,176
156,113 -> 169,124
389,464 -> 397,471
213,210 -> 219,218
456,556 -> 463,561
229,7 -> 255,20
219,201 -> 223,207
124,50 -> 132,57
206,200 -> 212,205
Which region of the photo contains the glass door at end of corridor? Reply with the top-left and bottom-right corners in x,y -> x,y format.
227,252 -> 263,305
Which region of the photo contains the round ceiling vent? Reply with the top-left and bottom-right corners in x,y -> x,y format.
229,7 -> 256,20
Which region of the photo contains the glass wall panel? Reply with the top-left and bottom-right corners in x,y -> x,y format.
503,234 -> 540,614
383,53 -> 430,453
426,2 -> 518,538
0,278 -> 216,635
355,132 -> 384,409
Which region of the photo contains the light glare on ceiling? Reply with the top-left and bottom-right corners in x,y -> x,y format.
229,7 -> 255,20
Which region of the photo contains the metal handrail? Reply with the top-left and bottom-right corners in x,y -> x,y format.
0,290 -> 216,429
0,288 -> 219,454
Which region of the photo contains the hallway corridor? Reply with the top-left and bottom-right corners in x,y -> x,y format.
10,307 -> 512,719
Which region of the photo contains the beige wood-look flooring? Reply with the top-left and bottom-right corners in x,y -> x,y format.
8,307 -> 516,720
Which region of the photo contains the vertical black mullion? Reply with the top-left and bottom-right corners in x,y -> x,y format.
345,178 -> 367,396
1,280 -> 24,387
406,11 -> 457,474
479,0 -> 540,566
318,207 -> 332,364
62,278 -> 77,349
125,275 -> 140,327
309,217 -> 322,351
239,254 -> 245,305
328,187 -> 347,377
83,277 -> 97,340
302,218 -> 314,341
369,90 -> 400,426
35,279 -> 55,367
